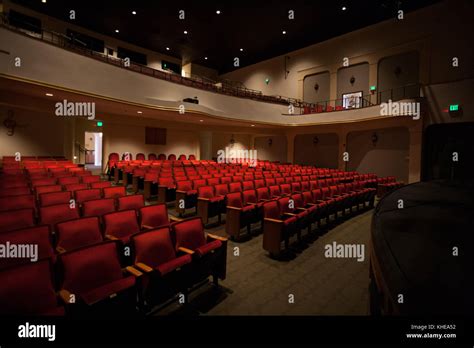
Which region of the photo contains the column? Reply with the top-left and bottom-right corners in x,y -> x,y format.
408,123 -> 423,183
199,131 -> 213,160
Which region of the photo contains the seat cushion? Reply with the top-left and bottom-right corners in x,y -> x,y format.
195,240 -> 222,256
209,196 -> 225,203
186,190 -> 198,196
156,254 -> 192,276
81,276 -> 135,305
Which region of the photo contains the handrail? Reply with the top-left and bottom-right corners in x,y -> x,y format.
0,12 -> 307,107
295,83 -> 421,115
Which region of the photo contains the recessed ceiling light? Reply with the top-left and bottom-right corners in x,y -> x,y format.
204,57 -> 208,60
216,10 -> 221,14
199,120 -> 204,122
166,47 -> 170,51
251,124 -> 255,127
115,29 -> 119,33
42,0 -> 47,3
45,93 -> 53,96
137,111 -> 142,114
240,48 -> 244,52
342,6 -> 347,11
282,30 -> 287,35
132,11 -> 137,15
183,30 -> 188,34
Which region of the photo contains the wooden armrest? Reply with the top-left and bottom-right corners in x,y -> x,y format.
178,247 -> 195,255
56,246 -> 66,254
59,289 -> 73,304
105,234 -> 118,240
283,212 -> 297,217
207,233 -> 228,242
317,200 -> 326,203
264,218 -> 283,223
135,262 -> 153,273
198,197 -> 210,201
226,206 -> 242,211
306,203 -> 316,206
169,215 -> 182,222
142,224 -> 155,230
295,207 -> 307,211
125,266 -> 143,277
175,190 -> 187,194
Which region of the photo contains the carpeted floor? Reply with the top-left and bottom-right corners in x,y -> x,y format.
160,207 -> 373,316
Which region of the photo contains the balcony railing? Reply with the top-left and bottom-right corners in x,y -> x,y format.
296,83 -> 421,115
0,13 -> 308,107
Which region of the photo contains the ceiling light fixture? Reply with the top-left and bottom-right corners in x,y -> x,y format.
204,57 -> 208,60
45,93 -> 53,96
115,29 -> 119,33
216,10 -> 221,14
240,48 -> 244,52
199,120 -> 204,122
137,111 -> 142,114
342,6 -> 347,11
166,47 -> 170,51
183,30 -> 188,34
132,11 -> 137,15
282,30 -> 287,34
42,0 -> 46,3
251,124 -> 255,127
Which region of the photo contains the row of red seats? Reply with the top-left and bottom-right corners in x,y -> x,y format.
0,189 -> 140,232
0,216 -> 227,316
303,105 -> 345,114
108,152 -> 196,162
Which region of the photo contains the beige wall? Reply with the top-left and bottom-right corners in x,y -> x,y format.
346,127 -> 410,182
211,133 -> 252,160
254,136 -> 287,163
294,133 -> 339,168
0,105 -> 66,158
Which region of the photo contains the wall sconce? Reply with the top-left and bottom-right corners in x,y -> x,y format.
229,134 -> 235,147
350,76 -> 356,85
371,132 -> 378,147
268,138 -> 273,146
313,136 -> 319,145
3,110 -> 17,136
314,83 -> 319,92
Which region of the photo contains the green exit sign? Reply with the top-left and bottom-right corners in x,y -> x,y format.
370,85 -> 376,91
97,121 -> 103,127
449,104 -> 459,111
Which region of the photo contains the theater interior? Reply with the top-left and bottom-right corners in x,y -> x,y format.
0,0 -> 473,326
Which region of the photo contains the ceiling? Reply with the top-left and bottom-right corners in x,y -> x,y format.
11,0 -> 441,74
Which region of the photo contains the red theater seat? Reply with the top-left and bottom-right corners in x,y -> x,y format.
31,178 -> 57,187
117,194 -> 145,212
82,198 -> 116,218
0,194 -> 36,213
75,188 -> 102,204
131,228 -> 192,306
35,185 -> 63,198
0,259 -> 64,315
0,186 -> 30,197
90,181 -> 112,189
171,217 -> 227,283
175,180 -> 198,216
0,225 -> 54,270
39,204 -> 80,232
178,154 -> 187,160
64,183 -> 88,193
57,241 -> 139,314
157,177 -> 176,204
188,155 -> 196,160
0,209 -> 35,234
82,175 -> 101,185
158,154 -> 166,160
197,186 -> 225,225
103,186 -> 126,199
139,204 -> 174,230
148,153 -> 157,160
136,153 -> 146,161
103,210 -> 140,244
39,191 -> 72,207
168,154 -> 177,161
262,201 -> 299,257
58,176 -> 81,186
225,192 -> 256,240
56,217 -> 103,253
